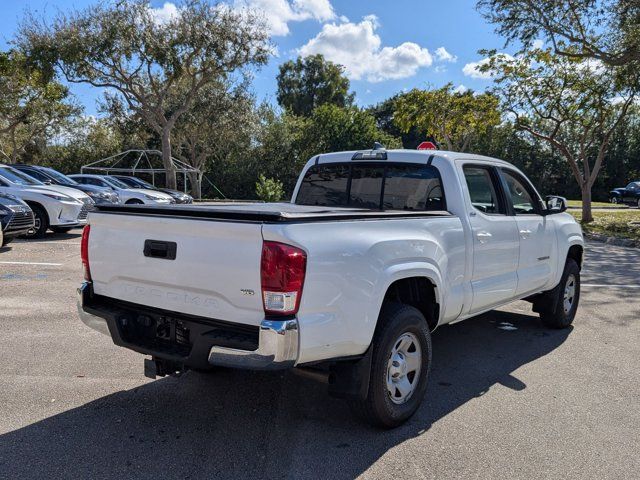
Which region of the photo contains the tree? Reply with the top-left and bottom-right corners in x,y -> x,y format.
368,95 -> 423,149
19,0 -> 270,188
485,48 -> 638,222
478,0 -> 640,68
172,80 -> 257,199
394,84 -> 501,152
277,55 -> 354,116
0,50 -> 79,163
299,105 -> 401,160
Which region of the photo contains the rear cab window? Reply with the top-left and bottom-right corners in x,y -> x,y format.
295,162 -> 446,211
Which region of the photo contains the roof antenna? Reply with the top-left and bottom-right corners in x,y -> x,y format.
373,142 -> 385,150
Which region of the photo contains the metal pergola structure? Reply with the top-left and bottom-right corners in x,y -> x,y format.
80,149 -> 200,194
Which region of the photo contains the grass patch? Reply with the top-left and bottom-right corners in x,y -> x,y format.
569,209 -> 640,242
566,199 -> 622,208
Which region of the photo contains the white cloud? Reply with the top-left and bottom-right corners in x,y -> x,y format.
235,0 -> 336,36
435,47 -> 457,63
532,39 -> 545,49
150,2 -> 179,23
298,16 -> 433,82
462,53 -> 513,79
453,84 -> 468,94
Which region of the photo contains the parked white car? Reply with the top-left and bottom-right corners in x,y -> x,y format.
77,148 -> 584,427
69,174 -> 175,205
0,165 -> 91,237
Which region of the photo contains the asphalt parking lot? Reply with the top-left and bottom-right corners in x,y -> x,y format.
0,235 -> 639,479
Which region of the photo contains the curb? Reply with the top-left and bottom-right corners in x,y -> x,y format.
584,232 -> 639,249
567,206 -> 628,210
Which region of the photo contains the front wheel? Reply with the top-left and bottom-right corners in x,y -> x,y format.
125,199 -> 144,205
637,199 -> 640,209
22,204 -> 49,239
348,303 -> 432,428
539,258 -> 580,329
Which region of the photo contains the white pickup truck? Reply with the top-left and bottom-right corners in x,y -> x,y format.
77,148 -> 584,427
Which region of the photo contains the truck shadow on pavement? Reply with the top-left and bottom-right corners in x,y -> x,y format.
0,310 -> 570,480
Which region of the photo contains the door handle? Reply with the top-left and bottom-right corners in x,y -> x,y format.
519,229 -> 532,239
476,231 -> 492,243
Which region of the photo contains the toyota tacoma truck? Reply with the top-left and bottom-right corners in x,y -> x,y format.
77,148 -> 584,427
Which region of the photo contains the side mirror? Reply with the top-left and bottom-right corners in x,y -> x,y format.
544,195 -> 567,214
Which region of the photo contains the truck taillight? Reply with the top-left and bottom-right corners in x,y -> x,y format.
261,241 -> 306,316
81,225 -> 91,281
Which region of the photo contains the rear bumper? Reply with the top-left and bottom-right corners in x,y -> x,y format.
76,282 -> 298,370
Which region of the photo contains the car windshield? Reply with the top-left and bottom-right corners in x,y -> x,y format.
0,166 -> 44,186
102,176 -> 130,189
43,168 -> 79,185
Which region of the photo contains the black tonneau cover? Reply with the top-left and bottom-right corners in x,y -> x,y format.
94,202 -> 452,223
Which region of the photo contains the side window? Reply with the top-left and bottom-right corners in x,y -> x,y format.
463,166 -> 504,214
501,169 -> 540,215
25,170 -> 48,181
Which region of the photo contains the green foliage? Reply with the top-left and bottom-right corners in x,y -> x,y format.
255,174 -> 284,202
394,84 -> 501,151
478,0 -> 640,71
277,55 -> 354,116
0,49 -> 80,163
300,104 -> 401,158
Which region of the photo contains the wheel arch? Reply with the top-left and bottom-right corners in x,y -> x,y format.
23,200 -> 50,224
567,244 -> 583,270
373,265 -> 443,334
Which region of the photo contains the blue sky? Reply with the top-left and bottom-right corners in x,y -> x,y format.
0,0 -> 512,115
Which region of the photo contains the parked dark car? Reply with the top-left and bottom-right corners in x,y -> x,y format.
113,175 -> 194,204
610,181 -> 640,207
0,193 -> 35,246
12,164 -> 120,205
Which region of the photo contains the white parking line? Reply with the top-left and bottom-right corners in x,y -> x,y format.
582,283 -> 640,289
0,261 -> 63,267
14,241 -> 81,246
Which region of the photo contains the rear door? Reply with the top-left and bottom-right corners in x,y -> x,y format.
461,164 -> 520,313
88,212 -> 266,325
499,167 -> 556,296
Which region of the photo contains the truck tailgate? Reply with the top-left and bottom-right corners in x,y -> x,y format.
88,212 -> 265,325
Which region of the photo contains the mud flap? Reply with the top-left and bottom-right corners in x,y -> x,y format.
328,347 -> 373,401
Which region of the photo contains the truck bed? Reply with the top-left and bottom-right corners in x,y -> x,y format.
95,202 -> 453,223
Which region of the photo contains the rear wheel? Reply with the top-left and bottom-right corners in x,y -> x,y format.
610,196 -> 619,204
348,303 -> 431,428
51,226 -> 73,234
22,204 -> 49,239
637,199 -> 640,209
125,199 -> 143,205
539,258 -> 580,329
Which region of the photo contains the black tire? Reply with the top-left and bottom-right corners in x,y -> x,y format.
2,236 -> 14,246
125,199 -> 144,205
348,303 -> 432,428
540,258 -> 580,329
50,226 -> 73,234
610,196 -> 618,204
22,204 -> 49,239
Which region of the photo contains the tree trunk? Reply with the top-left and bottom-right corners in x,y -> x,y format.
187,171 -> 203,200
581,183 -> 593,223
161,127 -> 177,190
